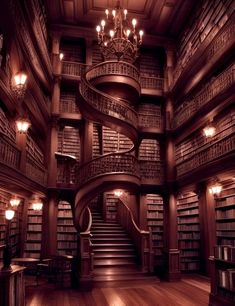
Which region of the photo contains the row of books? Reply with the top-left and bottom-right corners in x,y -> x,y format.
214,245 -> 235,262
216,196 -> 235,206
178,208 -> 199,216
216,210 -> 235,219
218,269 -> 235,292
178,232 -> 200,239
216,222 -> 235,230
179,241 -> 200,248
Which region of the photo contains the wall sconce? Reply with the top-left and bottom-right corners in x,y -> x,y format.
16,117 -> 31,133
11,71 -> 28,100
32,198 -> 43,211
203,124 -> 216,138
59,53 -> 64,61
114,189 -> 123,197
10,196 -> 21,208
5,208 -> 15,220
209,180 -> 222,197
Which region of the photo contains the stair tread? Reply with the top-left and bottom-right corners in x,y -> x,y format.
94,254 -> 136,258
92,243 -> 133,247
94,259 -> 136,266
93,248 -> 135,252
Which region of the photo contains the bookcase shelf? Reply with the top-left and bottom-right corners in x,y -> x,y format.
177,192 -> 200,272
146,194 -> 164,269
24,207 -> 42,258
209,180 -> 235,305
57,201 -> 77,256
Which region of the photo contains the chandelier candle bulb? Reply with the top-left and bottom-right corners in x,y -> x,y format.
96,3 -> 144,62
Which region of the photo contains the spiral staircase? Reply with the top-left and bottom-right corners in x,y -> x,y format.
73,58 -> 153,285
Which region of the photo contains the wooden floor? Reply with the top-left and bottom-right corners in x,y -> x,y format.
25,275 -> 210,306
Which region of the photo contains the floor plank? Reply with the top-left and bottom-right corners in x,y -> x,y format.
25,275 -> 210,306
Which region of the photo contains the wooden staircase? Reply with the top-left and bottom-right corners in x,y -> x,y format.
91,210 -> 157,282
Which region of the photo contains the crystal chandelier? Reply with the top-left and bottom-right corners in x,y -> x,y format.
96,1 -> 143,63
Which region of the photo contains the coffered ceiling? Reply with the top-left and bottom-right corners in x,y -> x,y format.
45,0 -> 198,38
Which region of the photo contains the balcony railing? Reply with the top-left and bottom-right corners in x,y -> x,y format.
80,74 -> 138,128
26,153 -> 47,185
174,63 -> 235,128
0,134 -> 20,169
172,16 -> 235,88
61,61 -> 88,77
140,76 -> 164,91
76,153 -> 140,187
176,130 -> 235,177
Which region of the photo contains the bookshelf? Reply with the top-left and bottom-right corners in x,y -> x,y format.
57,201 -> 77,256
215,180 -> 235,247
139,48 -> 163,78
104,192 -> 118,222
210,245 -> 235,305
60,38 -> 85,63
0,194 -> 7,261
146,194 -> 164,269
9,205 -> 22,258
24,206 -> 42,258
177,192 -> 201,272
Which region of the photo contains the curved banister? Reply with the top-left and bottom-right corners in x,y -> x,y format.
117,194 -> 153,272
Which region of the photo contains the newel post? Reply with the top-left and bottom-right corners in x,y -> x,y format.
78,232 -> 93,290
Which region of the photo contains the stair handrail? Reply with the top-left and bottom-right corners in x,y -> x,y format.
117,195 -> 153,273
79,207 -> 94,281
76,145 -> 140,187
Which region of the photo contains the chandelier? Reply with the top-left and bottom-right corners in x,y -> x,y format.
96,1 -> 143,63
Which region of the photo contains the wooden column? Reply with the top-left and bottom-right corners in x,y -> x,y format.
16,132 -> 27,173
139,194 -> 148,231
47,118 -> 59,187
163,47 -> 181,281
198,182 -> 216,276
85,38 -> 93,66
41,191 -> 58,257
81,121 -> 93,164
19,198 -> 29,257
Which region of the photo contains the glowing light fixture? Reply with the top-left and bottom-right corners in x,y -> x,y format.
59,53 -> 64,61
114,189 -> 123,197
96,1 -> 144,62
16,117 -> 31,133
32,198 -> 43,211
203,125 -> 216,138
209,180 -> 222,196
10,196 -> 21,208
5,209 -> 15,220
11,71 -> 28,100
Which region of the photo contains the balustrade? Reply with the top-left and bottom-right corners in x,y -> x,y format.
174,63 -> 235,128
26,153 -> 47,185
173,15 -> 235,87
80,80 -> 138,128
86,61 -> 140,83
0,134 -> 20,169
62,61 -> 88,77
138,113 -> 162,130
176,131 -> 235,177
117,195 -> 152,272
140,76 -> 164,90
76,153 -> 139,186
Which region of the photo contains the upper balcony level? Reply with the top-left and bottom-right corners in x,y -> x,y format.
171,6 -> 235,99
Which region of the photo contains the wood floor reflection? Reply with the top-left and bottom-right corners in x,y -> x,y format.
25,275 -> 210,306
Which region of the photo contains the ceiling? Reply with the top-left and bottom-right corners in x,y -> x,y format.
44,0 -> 198,39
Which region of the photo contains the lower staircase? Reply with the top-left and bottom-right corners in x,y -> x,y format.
91,210 -> 158,283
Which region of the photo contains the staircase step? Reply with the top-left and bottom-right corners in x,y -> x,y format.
92,233 -> 128,237
92,243 -> 134,248
94,254 -> 136,259
91,229 -> 125,233
93,248 -> 135,253
93,259 -> 136,268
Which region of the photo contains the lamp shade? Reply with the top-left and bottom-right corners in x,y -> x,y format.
32,200 -> 43,211
16,118 -> 31,133
10,197 -> 21,207
114,189 -> 123,197
209,183 -> 222,196
5,209 -> 15,220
